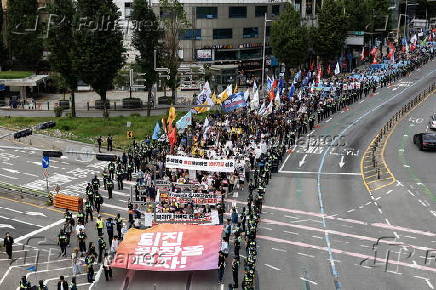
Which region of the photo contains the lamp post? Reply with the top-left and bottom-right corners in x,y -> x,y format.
261,13 -> 272,99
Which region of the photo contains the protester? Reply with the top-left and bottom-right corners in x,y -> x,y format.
57,276 -> 68,290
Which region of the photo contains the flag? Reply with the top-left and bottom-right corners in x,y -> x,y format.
152,122 -> 161,140
274,90 -> 281,107
161,117 -> 167,133
233,84 -> 238,94
266,76 -> 273,91
168,127 -> 177,147
278,78 -> 284,94
420,36 -> 428,47
253,81 -> 257,90
334,62 -> 340,75
250,89 -> 259,110
167,106 -> 176,125
192,83 -> 214,113
244,89 -> 250,102
388,46 -> 395,60
288,84 -> 295,100
268,89 -> 275,102
222,92 -> 247,113
370,47 -> 377,56
272,79 -> 278,89
410,34 -> 417,44
213,84 -> 232,105
176,111 -> 192,130
316,64 -> 322,83
203,117 -> 209,129
264,101 -> 273,116
258,102 -> 266,115
360,47 -> 365,60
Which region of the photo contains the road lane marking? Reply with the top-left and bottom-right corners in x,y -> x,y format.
23,173 -> 38,177
260,226 -> 273,231
279,170 -> 361,176
271,248 -> 287,252
0,173 -> 18,180
284,215 -> 299,219
283,230 -> 299,235
346,209 -> 355,213
11,219 -> 41,227
15,218 -> 65,243
386,190 -> 393,194
297,252 -> 315,258
408,190 -> 416,197
3,207 -> 22,214
264,264 -> 281,271
414,276 -> 434,289
404,235 -> 416,239
300,277 -> 318,285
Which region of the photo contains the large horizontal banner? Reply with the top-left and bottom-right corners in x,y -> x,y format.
222,92 -> 247,113
162,191 -> 219,205
154,212 -> 219,224
111,224 -> 222,271
165,155 -> 235,172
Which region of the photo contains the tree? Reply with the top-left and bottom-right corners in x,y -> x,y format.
365,0 -> 390,33
131,0 -> 160,116
7,0 -> 42,68
313,0 -> 347,61
342,0 -> 369,32
73,0 -> 125,117
47,0 -> 78,117
159,0 -> 188,104
270,5 -> 309,70
0,5 -> 6,70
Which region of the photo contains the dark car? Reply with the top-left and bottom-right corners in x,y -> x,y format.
413,133 -> 436,151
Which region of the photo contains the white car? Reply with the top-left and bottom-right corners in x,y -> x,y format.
430,114 -> 436,130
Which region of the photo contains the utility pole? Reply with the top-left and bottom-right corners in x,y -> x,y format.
261,13 -> 272,99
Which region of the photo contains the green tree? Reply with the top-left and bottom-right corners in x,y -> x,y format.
7,0 -> 43,68
342,0 -> 369,32
47,0 -> 78,117
314,0 -> 347,61
159,0 -> 188,104
366,0 -> 390,32
0,5 -> 6,69
270,5 -> 309,70
73,0 -> 125,117
131,0 -> 160,116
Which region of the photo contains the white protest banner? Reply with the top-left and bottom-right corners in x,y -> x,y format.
154,213 -> 213,224
165,155 -> 235,173
165,191 -> 219,205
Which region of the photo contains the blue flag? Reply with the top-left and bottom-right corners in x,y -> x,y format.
288,84 -> 295,100
152,122 -> 161,140
176,111 -> 192,130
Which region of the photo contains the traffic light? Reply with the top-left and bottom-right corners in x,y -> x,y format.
96,154 -> 118,162
43,151 -> 63,157
37,121 -> 56,130
13,128 -> 32,139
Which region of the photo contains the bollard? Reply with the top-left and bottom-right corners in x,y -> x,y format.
377,168 -> 380,179
87,102 -> 89,111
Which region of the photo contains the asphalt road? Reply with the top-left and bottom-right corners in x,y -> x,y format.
252,59 -> 436,290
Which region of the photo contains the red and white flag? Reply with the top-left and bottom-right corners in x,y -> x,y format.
360,47 -> 365,61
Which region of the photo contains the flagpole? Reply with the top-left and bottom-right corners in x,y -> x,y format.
261,13 -> 272,100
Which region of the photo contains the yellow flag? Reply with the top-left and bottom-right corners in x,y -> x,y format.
233,84 -> 238,94
167,106 -> 176,124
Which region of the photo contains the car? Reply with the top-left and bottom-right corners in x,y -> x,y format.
413,133 -> 436,151
429,114 -> 436,130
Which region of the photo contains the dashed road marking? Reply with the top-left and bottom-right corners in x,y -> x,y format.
265,264 -> 281,271
300,277 -> 318,285
297,252 -> 315,258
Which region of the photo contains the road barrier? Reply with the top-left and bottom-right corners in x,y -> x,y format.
53,194 -> 83,212
361,82 -> 436,192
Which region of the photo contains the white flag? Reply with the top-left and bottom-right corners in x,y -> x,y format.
250,89 -> 259,110
203,117 -> 209,130
334,62 -> 340,75
274,90 -> 281,107
244,89 -> 250,102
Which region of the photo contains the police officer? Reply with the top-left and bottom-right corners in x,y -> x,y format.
115,213 -> 123,238
94,193 -> 103,213
97,236 -> 106,264
102,169 -> 109,190
232,257 -> 240,288
107,178 -> 114,199
19,276 -> 31,290
116,168 -> 124,190
96,216 -> 104,237
85,252 -> 96,283
108,161 -> 115,180
77,228 -> 87,256
77,209 -> 85,225
86,183 -> 94,206
58,229 -> 68,257
91,175 -> 100,192
64,209 -> 73,224
85,199 -> 93,223
106,218 -> 114,247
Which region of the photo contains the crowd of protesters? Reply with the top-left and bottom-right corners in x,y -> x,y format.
8,38 -> 435,289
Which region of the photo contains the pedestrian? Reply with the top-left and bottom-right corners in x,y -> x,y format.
96,215 -> 104,237
58,229 -> 68,257
3,232 -> 14,259
97,236 -> 107,264
71,248 -> 81,276
220,237 -> 229,258
70,277 -> 77,290
103,253 -> 113,281
77,228 -> 87,256
37,280 -> 47,290
231,207 -> 238,225
232,256 -> 240,288
217,251 -> 226,284
110,236 -> 119,255
85,253 -> 95,283
106,218 -> 114,247
224,219 -> 232,241
97,136 -> 102,153
57,275 -> 68,290
107,135 -> 113,151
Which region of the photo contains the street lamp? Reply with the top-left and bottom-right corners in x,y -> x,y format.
261,13 -> 272,99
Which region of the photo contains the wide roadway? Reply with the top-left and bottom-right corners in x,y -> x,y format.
254,59 -> 436,290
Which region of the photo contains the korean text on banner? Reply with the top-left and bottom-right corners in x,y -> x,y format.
165,155 -> 235,172
111,224 -> 222,271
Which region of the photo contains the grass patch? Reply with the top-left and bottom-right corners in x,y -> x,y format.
0,71 -> 33,79
0,109 -> 218,149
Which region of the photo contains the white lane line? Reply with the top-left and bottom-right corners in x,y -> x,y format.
418,199 -> 428,207
279,170 -> 361,176
359,206 -> 364,209
15,218 -> 64,243
393,232 -> 400,239
283,230 -> 299,235
284,215 -> 299,219
347,209 -> 355,213
403,165 -> 410,168
325,117 -> 333,123
297,252 -> 315,258
414,276 -> 434,289
404,235 -> 416,239
385,219 -> 391,225
23,172 -> 38,177
2,162 -> 13,166
264,264 -> 281,271
386,190 -> 393,195
378,208 -> 383,214
260,227 -> 273,231
365,202 -> 372,205
0,215 -> 10,220
279,145 -> 296,172
360,245 -> 370,248
11,219 -> 40,227
300,277 -> 318,285
102,203 -> 126,211
342,224 -> 353,228
312,235 -> 323,239
375,197 -> 381,201
359,99 -> 365,104
3,208 -> 22,214
271,248 -> 287,252
408,190 -> 416,197
0,173 -> 18,180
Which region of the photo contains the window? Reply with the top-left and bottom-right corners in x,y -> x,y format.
213,28 -> 232,39
196,7 -> 218,19
179,29 -> 201,40
272,4 -> 280,17
243,27 -> 259,38
229,6 -> 247,18
124,2 -> 132,18
255,6 -> 267,17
